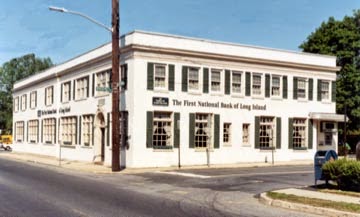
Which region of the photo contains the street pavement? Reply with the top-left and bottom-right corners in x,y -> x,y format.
0,153 -> 321,217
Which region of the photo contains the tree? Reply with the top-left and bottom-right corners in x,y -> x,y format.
0,54 -> 53,130
300,10 -> 360,134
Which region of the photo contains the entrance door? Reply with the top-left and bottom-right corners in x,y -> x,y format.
94,112 -> 106,163
101,128 -> 105,162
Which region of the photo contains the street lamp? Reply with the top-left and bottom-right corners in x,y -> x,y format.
49,1 -> 121,171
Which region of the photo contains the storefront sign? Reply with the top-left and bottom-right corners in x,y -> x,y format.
172,99 -> 266,111
37,107 -> 71,117
153,97 -> 169,106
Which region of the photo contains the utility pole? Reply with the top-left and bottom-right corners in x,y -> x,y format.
111,0 -> 121,171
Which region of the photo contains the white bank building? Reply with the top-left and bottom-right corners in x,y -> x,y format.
12,30 -> 344,168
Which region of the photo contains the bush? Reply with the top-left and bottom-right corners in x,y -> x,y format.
322,158 -> 360,192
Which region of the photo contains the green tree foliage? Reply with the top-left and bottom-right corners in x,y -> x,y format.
0,54 -> 53,130
300,10 -> 360,133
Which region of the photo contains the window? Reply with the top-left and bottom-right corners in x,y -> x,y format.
188,67 -> 200,91
28,120 -> 38,143
62,82 -> 71,102
30,91 -> 37,109
43,118 -> 56,144
321,81 -> 330,101
96,70 -> 111,96
271,76 -> 281,97
154,64 -> 167,89
14,97 -> 19,112
195,113 -> 212,148
223,123 -> 231,146
15,121 -> 24,142
82,115 -> 93,146
152,112 -> 172,148
242,123 -> 250,145
259,117 -> 275,149
45,86 -> 54,106
325,132 -> 333,146
61,116 -> 77,145
252,74 -> 262,95
21,94 -> 26,111
232,71 -> 242,94
293,118 -> 306,149
211,69 -> 221,92
297,78 -> 306,99
76,77 -> 89,100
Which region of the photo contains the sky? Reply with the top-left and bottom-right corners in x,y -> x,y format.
0,0 -> 359,66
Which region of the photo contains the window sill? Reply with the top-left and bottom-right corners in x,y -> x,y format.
61,145 -> 76,149
252,95 -> 264,100
43,143 -> 55,146
223,145 -> 232,147
188,90 -> 202,95
153,148 -> 173,152
81,146 -> 93,149
61,101 -> 70,104
194,148 -> 214,152
297,98 -> 308,102
242,144 -> 251,147
74,98 -> 87,102
45,104 -> 54,107
153,89 -> 169,94
210,92 -> 223,96
231,94 -> 244,98
321,100 -> 332,104
271,96 -> 283,100
259,147 -> 276,151
293,147 -> 308,151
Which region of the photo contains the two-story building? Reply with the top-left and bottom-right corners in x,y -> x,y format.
12,30 -> 344,168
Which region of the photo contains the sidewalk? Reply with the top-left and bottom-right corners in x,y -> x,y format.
260,188 -> 360,217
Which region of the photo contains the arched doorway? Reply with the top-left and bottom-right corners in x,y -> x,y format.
94,112 -> 106,163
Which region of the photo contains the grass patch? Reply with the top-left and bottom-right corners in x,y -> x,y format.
267,192 -> 360,213
319,189 -> 360,198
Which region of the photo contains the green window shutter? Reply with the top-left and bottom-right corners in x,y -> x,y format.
74,117 -> 77,145
214,114 -> 220,149
79,116 -> 82,145
288,118 -> 294,149
203,68 -> 209,93
147,63 -> 154,90
283,76 -> 288,99
182,66 -> 188,92
60,84 -> 63,103
86,76 -> 89,98
107,113 -> 110,146
331,81 -> 336,102
308,120 -> 313,149
92,74 -> 95,96
189,113 -> 195,148
225,70 -> 230,95
308,78 -> 313,101
68,82 -> 71,101
317,79 -> 322,101
245,72 -> 251,96
254,116 -> 260,149
265,74 -> 270,98
146,111 -> 153,148
36,120 -> 39,143
276,117 -> 281,149
54,119 -> 57,144
73,81 -> 76,100
168,64 -> 175,91
173,113 -> 180,148
92,115 -> 95,146
26,121 -> 28,142
293,77 -> 298,100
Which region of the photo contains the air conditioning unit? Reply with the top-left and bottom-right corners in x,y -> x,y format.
322,122 -> 336,132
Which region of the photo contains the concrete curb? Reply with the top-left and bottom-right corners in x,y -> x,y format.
259,192 -> 360,217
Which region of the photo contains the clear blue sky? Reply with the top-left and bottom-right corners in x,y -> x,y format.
0,0 -> 359,65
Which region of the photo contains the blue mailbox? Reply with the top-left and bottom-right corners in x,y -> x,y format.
314,150 -> 338,185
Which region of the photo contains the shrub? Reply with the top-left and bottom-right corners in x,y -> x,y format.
322,158 -> 360,192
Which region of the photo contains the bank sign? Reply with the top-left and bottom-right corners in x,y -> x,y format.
153,97 -> 266,111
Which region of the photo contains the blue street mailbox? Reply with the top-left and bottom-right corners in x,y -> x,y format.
314,150 -> 338,185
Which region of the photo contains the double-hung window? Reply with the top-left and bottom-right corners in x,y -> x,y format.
43,118 -> 55,144
188,67 -> 200,91
21,94 -> 26,111
152,112 -> 172,149
195,113 -> 212,148
15,121 -> 24,142
30,91 -> 37,109
45,86 -> 54,106
76,77 -> 89,100
154,64 -> 167,90
211,69 -> 221,92
82,115 -> 94,146
293,118 -> 306,149
259,117 -> 275,149
232,71 -> 242,94
61,116 -> 77,145
297,78 -> 307,99
62,82 -> 71,103
242,123 -> 250,146
96,70 -> 111,96
14,97 -> 19,112
28,120 -> 38,143
223,123 -> 231,146
320,81 -> 330,101
271,76 -> 281,97
252,74 -> 262,96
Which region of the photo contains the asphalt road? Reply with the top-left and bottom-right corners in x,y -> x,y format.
0,156 -> 319,217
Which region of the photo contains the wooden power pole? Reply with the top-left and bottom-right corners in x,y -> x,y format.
111,0 -> 120,171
